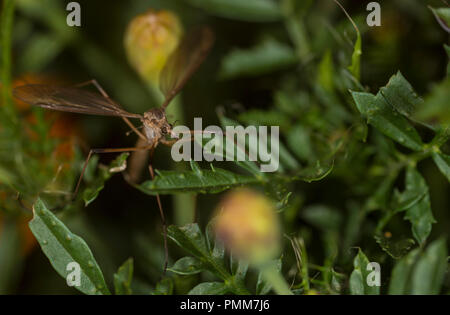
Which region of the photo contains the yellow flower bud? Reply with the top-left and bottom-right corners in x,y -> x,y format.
124,10 -> 182,84
214,189 -> 281,265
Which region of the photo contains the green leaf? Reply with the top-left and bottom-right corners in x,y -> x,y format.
256,259 -> 281,295
348,32 -> 362,80
301,205 -> 342,231
114,258 -> 133,295
167,224 -> 209,259
318,50 -> 335,91
429,7 -> 450,33
29,199 -> 110,295
230,253 -> 249,281
287,125 -> 313,162
184,0 -> 281,22
168,257 -> 204,276
380,71 -> 423,117
331,269 -> 346,293
292,159 -> 334,183
83,153 -> 129,206
403,168 -> 435,245
432,152 -> 450,182
219,38 -> 298,79
152,277 -> 173,295
188,282 -> 229,295
411,238 -> 448,294
349,249 -> 379,295
414,79 -> 450,126
167,223 -> 250,295
374,235 -> 415,259
137,166 -> 260,195
216,114 -> 266,176
352,91 -> 423,151
18,33 -> 63,73
388,248 -> 420,294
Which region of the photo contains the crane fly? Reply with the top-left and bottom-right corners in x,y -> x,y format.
13,26 -> 215,272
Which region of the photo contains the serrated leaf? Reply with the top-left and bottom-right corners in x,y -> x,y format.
188,282 -> 229,295
349,249 -> 379,295
411,238 -> 447,294
167,224 -> 209,258
29,199 -> 110,295
219,38 -> 297,79
167,224 -> 227,278
168,257 -> 204,276
403,168 -> 435,245
391,187 -> 427,213
137,166 -> 260,195
114,258 -> 133,295
374,235 -> 415,259
380,71 -> 423,117
214,115 -> 273,175
432,152 -> 450,182
352,91 -> 423,151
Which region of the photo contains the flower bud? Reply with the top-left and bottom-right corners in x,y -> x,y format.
214,189 -> 281,265
124,10 -> 182,84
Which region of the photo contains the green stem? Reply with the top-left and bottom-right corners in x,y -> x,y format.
149,84 -> 197,225
259,262 -> 293,295
1,0 -> 16,125
166,96 -> 196,225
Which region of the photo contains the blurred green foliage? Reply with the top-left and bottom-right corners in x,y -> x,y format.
0,0 -> 449,295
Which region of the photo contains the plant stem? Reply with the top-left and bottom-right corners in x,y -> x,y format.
1,0 -> 16,125
149,84 -> 197,225
259,262 -> 293,295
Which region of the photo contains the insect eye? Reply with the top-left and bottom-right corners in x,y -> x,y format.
161,127 -> 167,134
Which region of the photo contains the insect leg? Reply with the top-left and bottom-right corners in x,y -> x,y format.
73,145 -> 152,200
73,79 -> 147,142
162,130 -> 260,168
147,148 -> 169,273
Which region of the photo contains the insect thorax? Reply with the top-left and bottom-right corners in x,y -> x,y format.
142,108 -> 172,145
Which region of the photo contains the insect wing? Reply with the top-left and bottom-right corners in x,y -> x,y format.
159,27 -> 214,109
13,84 -> 142,119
